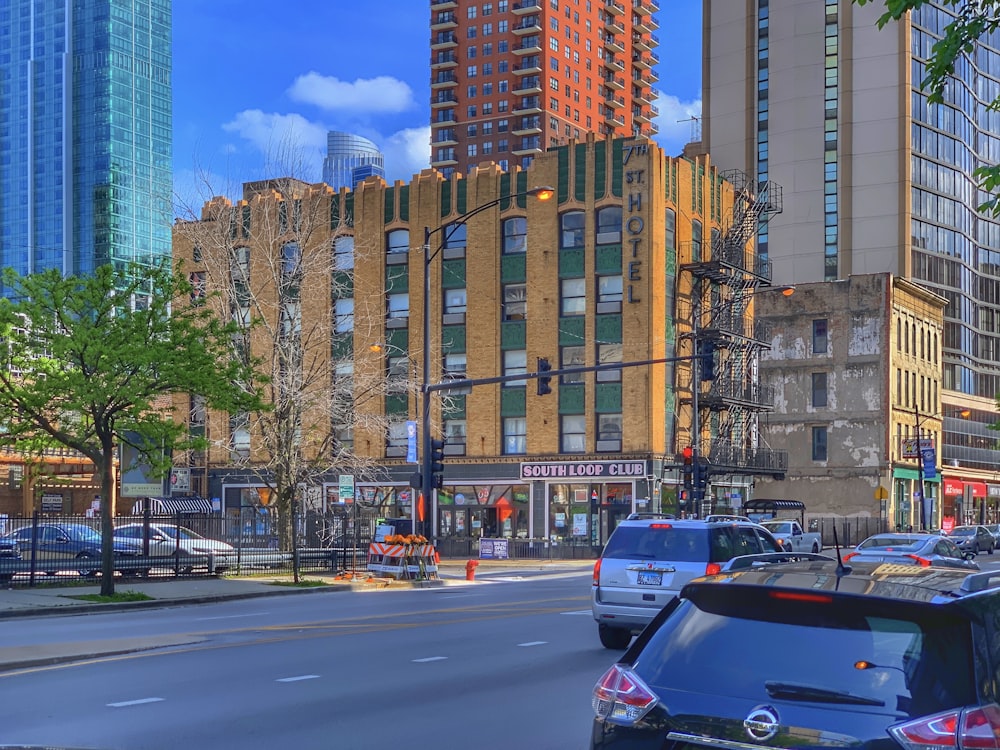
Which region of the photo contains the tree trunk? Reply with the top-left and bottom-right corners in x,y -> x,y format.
99,451 -> 116,597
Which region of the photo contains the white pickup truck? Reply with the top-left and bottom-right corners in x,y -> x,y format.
759,519 -> 822,553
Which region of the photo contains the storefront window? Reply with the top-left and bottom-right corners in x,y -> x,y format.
435,483 -> 528,538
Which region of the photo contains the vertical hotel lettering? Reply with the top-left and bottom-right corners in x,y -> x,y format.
623,141 -> 647,304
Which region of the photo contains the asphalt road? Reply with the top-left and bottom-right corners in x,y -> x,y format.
0,570 -> 608,750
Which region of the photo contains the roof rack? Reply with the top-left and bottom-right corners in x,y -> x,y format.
959,571 -> 1000,594
705,514 -> 752,523
626,512 -> 675,521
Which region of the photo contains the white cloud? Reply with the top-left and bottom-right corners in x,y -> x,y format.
382,126 -> 431,183
222,110 -> 328,179
652,93 -> 702,157
287,73 -> 415,113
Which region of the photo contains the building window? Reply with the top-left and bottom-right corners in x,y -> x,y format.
503,283 -> 526,320
282,242 -> 301,277
503,216 -> 528,253
443,222 -> 467,250
691,220 -> 703,262
596,275 -> 622,313
387,293 -> 409,320
386,229 -> 409,255
597,343 -> 622,382
444,353 -> 466,379
334,236 -> 354,271
561,415 -> 587,453
561,278 -> 586,316
596,205 -> 622,244
387,422 -> 408,455
811,426 -> 828,461
444,419 -> 467,452
561,345 -> 585,384
812,372 -> 828,408
597,413 -> 622,452
503,350 -> 527,386
230,413 -> 251,459
334,298 -> 354,334
813,318 -> 829,354
504,417 -> 527,455
444,288 -> 467,314
560,210 -> 586,248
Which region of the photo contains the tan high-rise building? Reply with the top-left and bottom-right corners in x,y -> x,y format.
704,0 -> 1000,523
430,0 -> 660,177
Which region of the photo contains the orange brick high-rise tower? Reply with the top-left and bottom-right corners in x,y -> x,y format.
430,0 -> 660,177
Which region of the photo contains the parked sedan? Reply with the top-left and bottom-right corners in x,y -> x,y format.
985,524 -> 1000,548
2,523 -> 141,575
843,532 -> 978,570
945,524 -> 996,555
114,523 -> 236,573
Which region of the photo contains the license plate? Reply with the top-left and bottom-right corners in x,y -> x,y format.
637,570 -> 662,586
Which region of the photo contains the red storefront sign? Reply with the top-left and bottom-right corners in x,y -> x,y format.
943,479 -> 964,495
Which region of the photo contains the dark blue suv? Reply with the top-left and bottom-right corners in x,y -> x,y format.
590,553 -> 1000,748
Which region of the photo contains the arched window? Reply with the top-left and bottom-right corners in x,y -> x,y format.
386,229 -> 409,254
502,217 -> 528,254
691,220 -> 703,261
560,210 -> 586,249
334,236 -> 354,271
595,206 -> 622,244
443,222 -> 467,249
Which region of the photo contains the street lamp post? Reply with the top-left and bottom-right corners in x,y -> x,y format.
419,186 -> 553,541
912,406 -> 970,530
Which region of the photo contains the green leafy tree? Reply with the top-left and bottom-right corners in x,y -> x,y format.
0,264 -> 262,595
856,0 -> 1000,212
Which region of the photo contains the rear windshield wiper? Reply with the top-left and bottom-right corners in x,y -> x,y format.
765,681 -> 885,707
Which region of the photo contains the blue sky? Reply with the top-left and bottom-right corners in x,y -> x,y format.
171,1 -> 701,213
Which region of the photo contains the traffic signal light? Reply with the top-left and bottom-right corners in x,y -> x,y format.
681,446 -> 694,491
536,357 -> 552,395
698,340 -> 716,381
430,438 -> 445,490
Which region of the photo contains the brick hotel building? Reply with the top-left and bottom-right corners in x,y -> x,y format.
174,136 -> 782,548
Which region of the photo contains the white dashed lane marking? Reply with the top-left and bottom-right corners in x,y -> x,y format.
277,675 -> 320,683
517,641 -> 548,647
562,610 -> 592,615
108,698 -> 165,708
413,656 -> 448,663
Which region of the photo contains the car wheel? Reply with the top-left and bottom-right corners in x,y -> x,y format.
990,543 -> 995,556
76,552 -> 99,577
598,624 -> 632,650
811,542 -> 820,553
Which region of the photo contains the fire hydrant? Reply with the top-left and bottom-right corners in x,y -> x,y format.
465,559 -> 480,581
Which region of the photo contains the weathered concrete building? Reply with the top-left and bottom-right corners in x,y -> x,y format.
755,274 -> 949,529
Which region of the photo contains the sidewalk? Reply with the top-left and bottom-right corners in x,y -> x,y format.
0,557 -> 594,619
0,558 -> 593,672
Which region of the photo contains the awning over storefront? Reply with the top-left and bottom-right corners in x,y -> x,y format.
131,496 -> 214,514
967,482 -> 988,498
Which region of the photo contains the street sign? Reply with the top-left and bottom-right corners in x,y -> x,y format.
874,486 -> 888,500
338,474 -> 355,504
901,437 -> 934,459
921,447 -> 937,480
405,421 -> 417,464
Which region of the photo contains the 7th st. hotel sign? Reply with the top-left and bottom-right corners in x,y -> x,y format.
520,461 -> 647,479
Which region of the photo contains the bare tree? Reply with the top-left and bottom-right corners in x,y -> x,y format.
174,173 -> 410,572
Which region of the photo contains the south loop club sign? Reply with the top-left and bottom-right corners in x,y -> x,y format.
520,461 -> 647,479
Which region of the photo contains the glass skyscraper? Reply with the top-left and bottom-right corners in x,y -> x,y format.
322,132 -> 384,192
0,0 -> 172,283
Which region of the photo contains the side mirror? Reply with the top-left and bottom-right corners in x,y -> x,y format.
54,535 -> 70,544
966,552 -> 977,561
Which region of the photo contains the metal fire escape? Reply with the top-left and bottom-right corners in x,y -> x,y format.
679,169 -> 787,482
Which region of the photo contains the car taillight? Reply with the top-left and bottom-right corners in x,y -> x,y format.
904,554 -> 933,567
843,552 -> 859,562
705,562 -> 722,575
593,557 -> 602,586
890,704 -> 1000,749
592,664 -> 658,726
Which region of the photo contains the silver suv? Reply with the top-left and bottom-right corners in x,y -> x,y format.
591,515 -> 782,649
